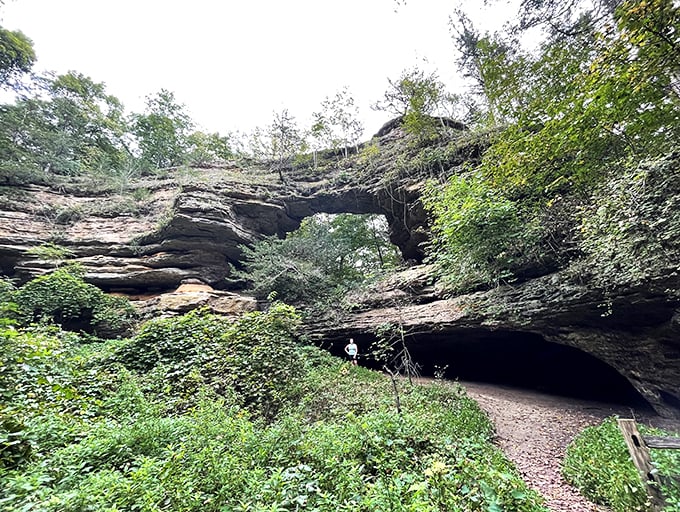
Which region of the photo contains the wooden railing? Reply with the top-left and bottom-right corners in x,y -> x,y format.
618,418 -> 680,511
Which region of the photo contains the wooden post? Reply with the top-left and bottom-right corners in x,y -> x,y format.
617,418 -> 666,511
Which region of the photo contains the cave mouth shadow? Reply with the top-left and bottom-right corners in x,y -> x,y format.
360,330 -> 652,408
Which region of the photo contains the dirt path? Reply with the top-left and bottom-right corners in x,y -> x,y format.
411,378 -> 680,511
457,381 -> 634,511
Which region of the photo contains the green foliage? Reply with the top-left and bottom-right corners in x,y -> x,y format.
422,172 -> 537,292
563,417 -> 680,511
236,213 -> 401,305
0,71 -> 130,181
11,266 -> 136,336
0,27 -> 35,88
576,154 -> 680,291
185,130 -> 233,166
115,304 -> 303,417
0,310 -> 547,512
132,89 -> 194,171
451,12 -> 530,127
373,67 -> 453,140
0,325 -> 114,471
25,243 -> 74,266
473,0 -> 680,197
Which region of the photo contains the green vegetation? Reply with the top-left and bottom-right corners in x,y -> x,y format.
235,213 -> 402,306
9,266 -> 136,337
1,273 -> 548,511
422,172 -> 537,292
1,2 -> 679,509
563,417 -> 680,511
419,0 -> 680,294
373,67 -> 454,141
0,26 -> 35,87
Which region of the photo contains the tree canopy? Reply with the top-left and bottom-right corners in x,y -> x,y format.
0,26 -> 35,88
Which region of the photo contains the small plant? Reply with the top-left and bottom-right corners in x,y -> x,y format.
563,416 -> 680,511
26,243 -> 74,267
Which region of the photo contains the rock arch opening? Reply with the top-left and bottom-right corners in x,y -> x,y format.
350,330 -> 652,408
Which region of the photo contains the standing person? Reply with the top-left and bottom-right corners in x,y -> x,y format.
344,338 -> 358,365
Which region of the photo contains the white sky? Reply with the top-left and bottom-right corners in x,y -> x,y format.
0,0 -> 516,138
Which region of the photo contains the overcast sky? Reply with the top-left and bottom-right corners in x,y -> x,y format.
0,0 -> 515,138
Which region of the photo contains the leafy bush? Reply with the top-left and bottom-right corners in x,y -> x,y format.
563,416 -> 680,512
115,303 -> 303,417
422,172 -> 538,292
11,266 -> 136,337
0,325 -> 113,470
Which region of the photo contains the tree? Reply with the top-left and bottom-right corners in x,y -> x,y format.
373,67 -> 451,139
478,0 -> 680,196
185,131 -> 233,166
47,71 -> 130,171
311,87 -> 364,158
0,27 -> 35,89
131,89 -> 194,171
236,213 -> 401,304
451,12 -> 529,126
0,71 -> 130,179
246,109 -> 306,181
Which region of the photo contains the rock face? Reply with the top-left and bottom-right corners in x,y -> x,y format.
0,159 -> 429,292
305,264 -> 680,419
1,125 -> 678,418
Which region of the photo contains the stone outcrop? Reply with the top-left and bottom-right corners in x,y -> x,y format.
305,265 -> 680,418
0,156 -> 431,292
132,281 -> 258,318
1,123 -> 678,419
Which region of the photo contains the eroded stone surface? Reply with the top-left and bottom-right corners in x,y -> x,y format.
306,265 -> 680,418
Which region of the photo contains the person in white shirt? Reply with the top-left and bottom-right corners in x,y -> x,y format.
344,338 -> 358,365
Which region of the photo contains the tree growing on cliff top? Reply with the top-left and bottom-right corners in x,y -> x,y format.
372,67 -> 452,140
245,109 -> 307,181
131,89 -> 194,171
311,87 -> 364,158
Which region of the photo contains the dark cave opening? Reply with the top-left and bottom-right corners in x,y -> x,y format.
345,330 -> 652,408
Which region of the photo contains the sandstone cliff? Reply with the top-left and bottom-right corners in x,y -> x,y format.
1,125 -> 678,418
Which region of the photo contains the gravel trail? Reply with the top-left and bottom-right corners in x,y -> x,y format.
459,381 -> 629,511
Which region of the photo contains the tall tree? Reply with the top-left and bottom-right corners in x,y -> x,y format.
131,89 -> 194,171
0,72 -> 129,179
451,12 -> 529,126
185,131 -> 233,166
0,27 -> 35,89
311,87 -> 364,158
449,0 -> 680,195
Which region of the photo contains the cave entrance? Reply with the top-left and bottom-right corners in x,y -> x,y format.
359,330 -> 651,408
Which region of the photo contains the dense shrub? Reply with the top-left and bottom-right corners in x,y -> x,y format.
115,303 -> 303,417
0,324 -> 112,470
422,172 -> 539,292
0,313 -> 548,512
563,416 -> 680,512
11,266 -> 136,337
